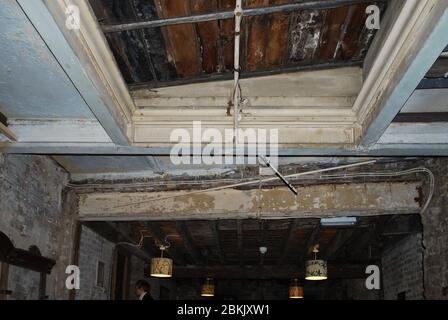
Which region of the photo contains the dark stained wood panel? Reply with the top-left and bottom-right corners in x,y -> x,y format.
339,4 -> 369,60
91,0 -> 388,87
245,0 -> 270,71
155,0 -> 201,77
319,6 -> 350,60
191,0 -> 222,74
132,0 -> 178,81
265,0 -> 291,67
288,10 -> 325,62
218,0 -> 236,72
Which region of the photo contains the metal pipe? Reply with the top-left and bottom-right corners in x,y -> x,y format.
101,0 -> 385,33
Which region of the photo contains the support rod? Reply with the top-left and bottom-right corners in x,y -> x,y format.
102,0 -> 385,33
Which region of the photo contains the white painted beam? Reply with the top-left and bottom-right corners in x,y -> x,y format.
378,123 -> 448,144
8,119 -> 112,143
400,89 -> 448,113
356,0 -> 448,146
17,0 -> 133,146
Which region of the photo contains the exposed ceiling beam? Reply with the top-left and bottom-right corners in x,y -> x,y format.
82,221 -> 152,261
278,219 -> 300,265
393,113 -> 448,123
17,0 -> 133,146
173,264 -> 369,280
129,60 -> 362,89
213,221 -> 226,265
175,222 -> 203,265
322,229 -> 357,260
300,224 -> 322,262
145,222 -> 186,265
358,1 -> 448,146
77,182 -> 421,221
101,0 -> 384,33
5,143 -> 448,156
237,220 -> 244,266
417,78 -> 448,89
347,216 -> 392,258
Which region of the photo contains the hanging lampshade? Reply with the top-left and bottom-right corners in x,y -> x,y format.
305,245 -> 328,281
201,278 -> 215,297
150,245 -> 173,278
289,279 -> 304,299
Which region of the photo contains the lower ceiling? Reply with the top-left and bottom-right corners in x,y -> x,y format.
85,214 -> 422,279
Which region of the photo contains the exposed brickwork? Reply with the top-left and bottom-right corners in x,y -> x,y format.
421,158 -> 448,300
0,154 -> 70,300
75,226 -> 114,300
382,233 -> 424,300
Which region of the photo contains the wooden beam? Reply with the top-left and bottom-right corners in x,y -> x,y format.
417,78 -> 448,89
78,182 -> 422,221
213,221 -> 226,264
358,1 -> 448,146
128,60 -> 362,89
173,264 -> 368,280
378,123 -> 448,144
300,224 -> 322,262
278,219 -> 299,264
145,222 -> 186,265
18,0 -> 133,145
322,229 -> 357,260
237,220 -> 244,266
175,222 -> 203,265
393,113 -> 448,123
101,0 -> 384,33
83,222 -> 153,261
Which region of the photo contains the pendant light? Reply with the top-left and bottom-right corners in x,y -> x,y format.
150,244 -> 173,278
201,278 -> 215,297
289,279 -> 304,299
305,245 -> 327,281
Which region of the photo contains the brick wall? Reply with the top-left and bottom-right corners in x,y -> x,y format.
75,226 -> 115,300
421,158 -> 448,300
0,154 -> 70,300
382,233 -> 424,300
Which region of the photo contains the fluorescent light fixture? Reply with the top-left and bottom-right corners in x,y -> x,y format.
320,217 -> 357,227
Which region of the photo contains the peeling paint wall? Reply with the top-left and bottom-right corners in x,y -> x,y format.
0,154 -> 72,300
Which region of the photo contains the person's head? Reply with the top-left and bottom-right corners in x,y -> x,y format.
135,280 -> 151,297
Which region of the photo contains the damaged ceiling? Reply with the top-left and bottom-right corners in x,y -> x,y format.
89,0 -> 387,88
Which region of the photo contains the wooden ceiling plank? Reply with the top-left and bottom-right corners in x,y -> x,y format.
321,229 -> 357,260
278,219 -> 299,265
265,0 -> 291,68
213,221 -> 226,264
245,0 -> 270,71
288,9 -> 326,62
175,221 -> 203,264
300,223 -> 322,262
191,0 -> 221,74
145,222 -> 186,265
237,220 -> 244,266
154,0 -> 201,78
218,0 -> 236,72
339,4 -> 369,60
173,264 -> 368,279
319,6 -> 350,60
